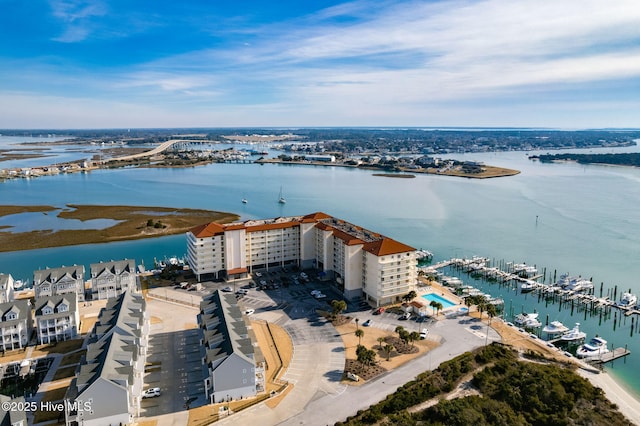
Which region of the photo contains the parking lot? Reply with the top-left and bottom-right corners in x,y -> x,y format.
140,301 -> 205,417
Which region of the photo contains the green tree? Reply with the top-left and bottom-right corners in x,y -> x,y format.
408,331 -> 420,348
355,328 -> 364,346
377,336 -> 386,349
383,344 -> 395,361
331,299 -> 347,318
485,303 -> 498,345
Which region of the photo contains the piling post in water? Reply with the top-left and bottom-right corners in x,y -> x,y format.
600,282 -> 603,298
614,285 -> 618,301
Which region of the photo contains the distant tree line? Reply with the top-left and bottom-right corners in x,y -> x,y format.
538,152 -> 640,167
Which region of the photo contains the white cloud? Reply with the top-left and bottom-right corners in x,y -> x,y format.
49,0 -> 107,42
6,0 -> 640,127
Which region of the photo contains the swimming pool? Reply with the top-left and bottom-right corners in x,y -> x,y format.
421,293 -> 457,309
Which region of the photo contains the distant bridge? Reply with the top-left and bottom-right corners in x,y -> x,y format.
103,139 -> 192,163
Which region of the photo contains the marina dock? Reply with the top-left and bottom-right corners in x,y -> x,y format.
588,348 -> 631,364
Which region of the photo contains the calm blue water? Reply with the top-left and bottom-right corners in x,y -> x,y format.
421,293 -> 457,309
2,137 -> 640,396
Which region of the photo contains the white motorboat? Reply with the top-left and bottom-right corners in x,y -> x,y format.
560,323 -> 587,343
576,336 -> 609,359
514,312 -> 542,328
416,249 -> 433,261
278,186 -> 286,204
519,280 -> 537,293
616,292 -> 637,309
557,274 -> 593,292
542,320 -> 569,337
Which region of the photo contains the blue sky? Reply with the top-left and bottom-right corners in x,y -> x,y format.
2,0 -> 640,129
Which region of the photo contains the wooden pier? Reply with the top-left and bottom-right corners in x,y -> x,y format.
587,348 -> 631,364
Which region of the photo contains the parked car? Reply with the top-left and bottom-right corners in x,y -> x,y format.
255,272 -> 263,277
310,290 -> 322,296
244,309 -> 255,316
300,272 -> 308,279
236,289 -> 249,295
400,312 -> 411,320
142,387 -> 161,398
221,286 -> 233,292
314,293 -> 326,299
363,319 -> 372,327
420,328 -> 429,339
373,307 -> 385,315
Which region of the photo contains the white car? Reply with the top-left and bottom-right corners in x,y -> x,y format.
244,308 -> 255,315
221,286 -> 233,292
420,328 -> 429,339
314,293 -> 326,299
300,272 -> 308,279
310,290 -> 322,295
255,272 -> 263,277
142,387 -> 161,398
236,289 -> 249,295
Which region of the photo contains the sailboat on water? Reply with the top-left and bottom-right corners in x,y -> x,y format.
278,186 -> 286,204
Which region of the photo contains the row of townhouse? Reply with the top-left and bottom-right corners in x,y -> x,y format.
0,260 -> 137,351
187,212 -> 418,306
198,290 -> 261,404
33,259 -> 137,302
65,291 -> 149,426
0,290 -> 85,351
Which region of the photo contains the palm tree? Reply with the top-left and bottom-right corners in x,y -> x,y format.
429,300 -> 438,316
383,344 -> 395,361
355,328 -> 364,345
402,290 -> 418,303
377,336 -> 386,349
409,331 -> 420,348
331,300 -> 347,319
485,303 -> 498,345
434,301 -> 443,317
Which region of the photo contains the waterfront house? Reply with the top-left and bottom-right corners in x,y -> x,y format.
89,259 -> 137,300
198,290 -> 260,403
0,299 -> 32,352
187,212 -> 417,305
34,293 -> 79,345
65,291 -> 148,426
0,274 -> 15,303
33,265 -> 86,302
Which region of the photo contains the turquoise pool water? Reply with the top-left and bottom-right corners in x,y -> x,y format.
422,293 -> 457,309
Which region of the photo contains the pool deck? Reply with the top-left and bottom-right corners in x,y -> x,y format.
416,279 -> 465,316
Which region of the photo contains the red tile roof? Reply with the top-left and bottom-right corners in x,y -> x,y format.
190,222 -> 225,238
363,238 -> 415,256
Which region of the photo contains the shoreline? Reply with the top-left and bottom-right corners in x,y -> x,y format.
577,368 -> 640,423
0,204 -> 238,252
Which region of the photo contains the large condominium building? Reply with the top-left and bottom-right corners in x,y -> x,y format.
187,212 -> 417,305
33,265 -> 86,302
89,259 -> 137,300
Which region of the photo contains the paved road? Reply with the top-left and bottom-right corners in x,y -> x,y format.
213,282 -> 500,426
104,139 -> 188,162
